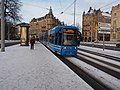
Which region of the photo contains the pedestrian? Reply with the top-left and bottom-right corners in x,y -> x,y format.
30,36 -> 35,50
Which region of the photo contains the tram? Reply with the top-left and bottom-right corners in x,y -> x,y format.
42,26 -> 79,56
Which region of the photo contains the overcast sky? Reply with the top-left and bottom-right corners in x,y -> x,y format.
20,0 -> 120,26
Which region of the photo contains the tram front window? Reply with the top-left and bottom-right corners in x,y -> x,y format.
63,29 -> 77,46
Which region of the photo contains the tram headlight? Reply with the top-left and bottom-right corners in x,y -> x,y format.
63,47 -> 67,49
75,47 -> 77,49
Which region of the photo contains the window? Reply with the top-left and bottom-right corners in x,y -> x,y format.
55,33 -> 58,44
58,33 -> 62,45
63,29 -> 77,46
114,13 -> 116,16
50,33 -> 54,44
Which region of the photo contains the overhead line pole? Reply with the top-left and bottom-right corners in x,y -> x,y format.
1,0 -> 5,52
74,0 -> 76,26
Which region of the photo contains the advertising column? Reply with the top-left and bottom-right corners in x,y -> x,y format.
21,27 -> 27,45
20,23 -> 29,46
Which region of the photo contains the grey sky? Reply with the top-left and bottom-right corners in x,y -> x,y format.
20,0 -> 120,26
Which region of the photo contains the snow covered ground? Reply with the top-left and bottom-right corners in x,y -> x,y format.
66,57 -> 120,90
0,40 -> 20,44
79,45 -> 120,58
81,41 -> 117,46
0,42 -> 93,90
64,45 -> 120,90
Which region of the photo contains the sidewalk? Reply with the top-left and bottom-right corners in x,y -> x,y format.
0,42 -> 93,90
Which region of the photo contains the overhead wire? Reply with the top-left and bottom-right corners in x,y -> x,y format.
99,0 -> 119,9
23,3 -> 50,10
58,0 -> 63,11
60,0 -> 77,14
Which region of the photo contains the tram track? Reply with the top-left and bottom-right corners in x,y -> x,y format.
57,55 -> 120,90
42,43 -> 120,90
57,55 -> 109,90
56,48 -> 120,90
77,52 -> 120,69
76,52 -> 120,79
78,48 -> 120,62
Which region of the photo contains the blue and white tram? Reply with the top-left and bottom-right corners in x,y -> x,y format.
43,26 -> 78,56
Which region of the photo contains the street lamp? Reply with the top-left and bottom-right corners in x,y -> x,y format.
1,0 -> 5,52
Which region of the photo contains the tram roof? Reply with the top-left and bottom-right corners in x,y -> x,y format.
49,25 -> 78,33
53,25 -> 78,30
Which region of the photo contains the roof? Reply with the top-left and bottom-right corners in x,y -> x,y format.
102,12 -> 111,17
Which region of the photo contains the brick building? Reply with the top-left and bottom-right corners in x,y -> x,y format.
82,7 -> 111,42
111,4 -> 120,42
29,7 -> 64,39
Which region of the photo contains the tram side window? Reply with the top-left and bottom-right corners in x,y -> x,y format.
58,33 -> 62,45
49,34 -> 54,43
49,34 -> 52,43
50,33 -> 54,44
55,33 -> 58,44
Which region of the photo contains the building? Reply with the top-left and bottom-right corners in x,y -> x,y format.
29,7 -> 64,39
111,4 -> 120,42
82,7 -> 111,42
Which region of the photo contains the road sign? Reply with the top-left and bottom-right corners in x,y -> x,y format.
98,22 -> 111,34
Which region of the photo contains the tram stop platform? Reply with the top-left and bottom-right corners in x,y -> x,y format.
0,42 -> 93,90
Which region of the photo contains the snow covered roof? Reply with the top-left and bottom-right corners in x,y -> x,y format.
102,12 -> 111,17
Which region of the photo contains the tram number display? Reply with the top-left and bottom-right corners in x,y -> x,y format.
64,29 -> 75,33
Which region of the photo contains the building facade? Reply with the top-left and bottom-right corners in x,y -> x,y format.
111,4 -> 120,42
29,7 -> 64,39
82,7 -> 111,42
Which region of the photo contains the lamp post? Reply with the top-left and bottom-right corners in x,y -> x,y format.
1,0 -> 5,52
103,30 -> 105,51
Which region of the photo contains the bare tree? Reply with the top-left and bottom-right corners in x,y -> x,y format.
4,0 -> 22,23
2,0 -> 22,39
76,23 -> 82,32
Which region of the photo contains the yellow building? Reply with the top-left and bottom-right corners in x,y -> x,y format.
29,7 -> 64,39
82,7 -> 111,42
111,4 -> 120,42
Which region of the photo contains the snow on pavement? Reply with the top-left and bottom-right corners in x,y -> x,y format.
0,43 -> 93,90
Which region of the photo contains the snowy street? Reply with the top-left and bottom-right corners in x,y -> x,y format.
0,42 -> 93,90
0,42 -> 120,90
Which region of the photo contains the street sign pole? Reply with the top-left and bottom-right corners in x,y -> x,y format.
103,32 -> 105,51
1,0 -> 5,52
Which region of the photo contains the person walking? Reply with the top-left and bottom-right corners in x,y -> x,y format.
30,36 -> 35,50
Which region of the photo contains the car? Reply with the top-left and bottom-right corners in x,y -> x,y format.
116,43 -> 120,47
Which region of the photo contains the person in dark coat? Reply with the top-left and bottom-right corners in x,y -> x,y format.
30,36 -> 35,50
